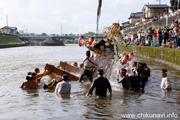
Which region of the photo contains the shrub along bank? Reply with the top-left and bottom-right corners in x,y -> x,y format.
118,45 -> 180,66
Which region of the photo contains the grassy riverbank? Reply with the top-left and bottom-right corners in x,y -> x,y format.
0,36 -> 22,45
118,45 -> 180,66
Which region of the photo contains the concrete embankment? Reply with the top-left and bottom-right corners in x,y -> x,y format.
118,45 -> 180,67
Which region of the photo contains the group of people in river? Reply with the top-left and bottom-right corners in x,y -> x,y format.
20,50 -> 172,97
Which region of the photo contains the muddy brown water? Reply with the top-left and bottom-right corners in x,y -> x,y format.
0,44 -> 179,120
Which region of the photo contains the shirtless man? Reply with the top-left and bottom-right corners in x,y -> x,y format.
21,73 -> 39,89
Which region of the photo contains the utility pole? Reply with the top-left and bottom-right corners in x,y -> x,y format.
23,25 -> 25,36
0,8 -> 3,20
61,24 -> 63,35
157,0 -> 161,4
26,27 -> 28,35
6,15 -> 8,26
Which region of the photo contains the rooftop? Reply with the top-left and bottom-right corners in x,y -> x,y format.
1,26 -> 17,30
143,4 -> 170,9
129,12 -> 143,19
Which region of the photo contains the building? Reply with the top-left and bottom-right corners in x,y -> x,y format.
129,12 -> 143,25
1,26 -> 18,35
142,4 -> 170,20
121,21 -> 130,27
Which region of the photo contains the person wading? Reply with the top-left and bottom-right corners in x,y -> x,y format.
117,68 -> 130,90
55,74 -> 71,94
79,51 -> 97,82
86,69 -> 112,97
20,73 -> 39,89
161,69 -> 172,90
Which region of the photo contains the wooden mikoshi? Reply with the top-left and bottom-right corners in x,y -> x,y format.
59,61 -> 81,73
44,64 -> 79,80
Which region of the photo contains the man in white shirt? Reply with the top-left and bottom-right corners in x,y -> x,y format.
55,74 -> 71,94
79,51 -> 97,82
160,69 -> 171,90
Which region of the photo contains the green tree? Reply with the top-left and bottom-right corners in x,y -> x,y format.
170,0 -> 180,11
84,31 -> 96,36
147,26 -> 152,30
64,39 -> 78,44
41,33 -> 47,36
74,39 -> 78,44
139,28 -> 143,32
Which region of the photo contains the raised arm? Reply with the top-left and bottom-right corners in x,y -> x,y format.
86,81 -> 96,96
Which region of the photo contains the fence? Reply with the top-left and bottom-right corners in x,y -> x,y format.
122,14 -> 180,34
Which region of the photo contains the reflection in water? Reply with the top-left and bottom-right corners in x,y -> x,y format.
23,89 -> 39,97
83,97 -> 113,119
161,89 -> 172,99
57,94 -> 71,100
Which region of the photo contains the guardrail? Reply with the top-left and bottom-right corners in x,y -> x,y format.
122,14 -> 180,34
0,33 -> 18,38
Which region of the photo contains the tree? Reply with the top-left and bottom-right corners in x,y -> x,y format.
147,26 -> 152,30
41,33 -> 47,36
170,0 -> 180,11
139,28 -> 143,32
83,32 -> 96,36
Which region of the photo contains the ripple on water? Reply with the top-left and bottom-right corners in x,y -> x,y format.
0,45 -> 179,120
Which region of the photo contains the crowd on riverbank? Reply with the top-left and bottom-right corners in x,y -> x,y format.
122,18 -> 180,49
123,9 -> 180,31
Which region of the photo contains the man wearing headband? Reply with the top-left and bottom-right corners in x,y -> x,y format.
117,68 -> 130,90
20,73 -> 39,89
160,69 -> 171,90
86,69 -> 112,97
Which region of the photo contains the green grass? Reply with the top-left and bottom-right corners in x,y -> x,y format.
64,39 -> 78,44
29,40 -> 40,42
0,36 -> 22,45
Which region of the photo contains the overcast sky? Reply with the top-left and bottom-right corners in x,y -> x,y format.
0,0 -> 170,34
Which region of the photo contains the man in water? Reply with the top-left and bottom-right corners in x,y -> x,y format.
35,68 -> 42,82
144,63 -> 151,77
86,69 -> 112,97
79,51 -> 97,82
131,61 -> 138,76
55,74 -> 71,94
117,68 -> 130,90
73,62 -> 78,67
35,68 -> 40,74
20,73 -> 39,89
160,69 -> 171,90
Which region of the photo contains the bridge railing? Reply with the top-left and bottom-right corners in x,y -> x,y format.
0,33 -> 19,38
19,35 -> 106,41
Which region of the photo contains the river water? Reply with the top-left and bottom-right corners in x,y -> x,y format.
0,44 -> 179,120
